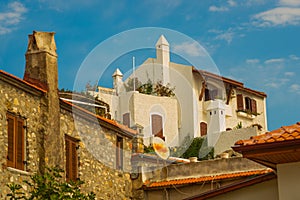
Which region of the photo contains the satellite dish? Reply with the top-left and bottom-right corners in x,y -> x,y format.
152,137 -> 170,160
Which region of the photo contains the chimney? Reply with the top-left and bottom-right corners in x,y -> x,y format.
206,99 -> 226,147
24,31 -> 63,169
112,68 -> 123,95
155,35 -> 170,85
24,31 -> 58,91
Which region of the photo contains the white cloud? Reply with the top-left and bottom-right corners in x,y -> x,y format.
264,58 -> 285,64
0,2 -> 27,34
289,54 -> 300,60
246,59 -> 260,64
172,41 -> 206,57
290,84 -> 300,94
285,72 -> 295,76
215,31 -> 234,44
228,0 -> 237,7
279,0 -> 300,6
253,7 -> 300,26
209,5 -> 229,12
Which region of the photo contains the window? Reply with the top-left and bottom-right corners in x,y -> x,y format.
151,114 -> 164,140
7,113 -> 25,171
205,88 -> 219,101
116,136 -> 123,170
65,135 -> 79,182
236,94 -> 257,114
123,113 -> 130,127
200,122 -> 207,136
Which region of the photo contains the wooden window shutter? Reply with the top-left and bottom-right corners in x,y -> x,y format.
7,115 -> 15,168
116,136 -> 123,170
251,99 -> 257,114
71,142 -> 78,181
16,119 -> 24,170
151,114 -> 164,140
65,136 -> 78,182
65,139 -> 70,181
237,94 -> 244,111
123,113 -> 130,127
200,122 -> 207,136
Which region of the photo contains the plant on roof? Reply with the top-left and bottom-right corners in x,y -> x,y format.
170,136 -> 214,161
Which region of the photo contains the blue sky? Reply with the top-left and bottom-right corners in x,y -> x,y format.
0,0 -> 299,131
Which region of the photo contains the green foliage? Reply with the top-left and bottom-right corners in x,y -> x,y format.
170,136 -> 214,161
125,78 -> 175,97
137,81 -> 153,95
153,81 -> 175,97
235,121 -> 243,129
124,77 -> 142,92
143,144 -> 155,154
6,166 -> 95,200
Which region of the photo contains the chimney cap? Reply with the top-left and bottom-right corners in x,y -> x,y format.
156,35 -> 169,47
112,68 -> 123,77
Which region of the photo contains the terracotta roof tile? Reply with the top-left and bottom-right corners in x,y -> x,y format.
234,122 -> 300,146
144,169 -> 273,188
0,70 -> 47,93
61,99 -> 137,135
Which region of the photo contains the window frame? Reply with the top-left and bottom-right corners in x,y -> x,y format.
116,136 -> 123,170
6,113 -> 26,171
65,134 -> 79,182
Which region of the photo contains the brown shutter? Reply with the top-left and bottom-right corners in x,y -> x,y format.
251,99 -> 257,114
71,142 -> 78,181
65,139 -> 70,181
200,122 -> 207,136
123,113 -> 130,127
116,136 -> 123,170
65,136 -> 78,182
16,119 -> 24,170
237,94 -> 244,111
152,115 -> 164,140
7,115 -> 15,167
199,82 -> 206,101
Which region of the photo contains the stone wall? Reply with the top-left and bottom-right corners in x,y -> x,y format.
60,107 -> 133,199
0,77 -> 45,199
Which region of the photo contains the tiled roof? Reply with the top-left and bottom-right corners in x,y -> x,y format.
192,68 -> 267,97
0,70 -> 47,93
60,99 -> 137,136
144,169 -> 273,188
235,122 -> 300,146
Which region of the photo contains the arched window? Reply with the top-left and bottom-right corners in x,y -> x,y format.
200,122 -> 207,136
151,114 -> 164,140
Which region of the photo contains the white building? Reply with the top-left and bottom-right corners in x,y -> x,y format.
90,35 -> 268,148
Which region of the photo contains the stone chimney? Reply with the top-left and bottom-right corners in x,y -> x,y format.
24,31 -> 63,170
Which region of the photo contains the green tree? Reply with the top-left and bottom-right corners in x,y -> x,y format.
6,166 -> 95,200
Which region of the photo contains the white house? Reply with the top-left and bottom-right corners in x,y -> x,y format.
90,35 -> 268,148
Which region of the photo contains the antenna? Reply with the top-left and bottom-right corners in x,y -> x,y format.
133,56 -> 136,91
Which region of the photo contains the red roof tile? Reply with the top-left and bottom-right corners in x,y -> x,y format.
61,99 -> 137,136
0,70 -> 47,93
235,122 -> 300,146
144,169 -> 273,188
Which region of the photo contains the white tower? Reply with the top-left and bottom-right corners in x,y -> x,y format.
206,100 -> 226,147
156,35 -> 170,85
112,68 -> 123,95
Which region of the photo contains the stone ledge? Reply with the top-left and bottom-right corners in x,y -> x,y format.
7,167 -> 32,176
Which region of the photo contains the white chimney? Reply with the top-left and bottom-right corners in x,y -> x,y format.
112,68 -> 123,95
206,100 -> 226,147
156,35 -> 170,85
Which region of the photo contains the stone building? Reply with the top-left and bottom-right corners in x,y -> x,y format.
91,35 -> 268,149
0,31 -> 139,199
